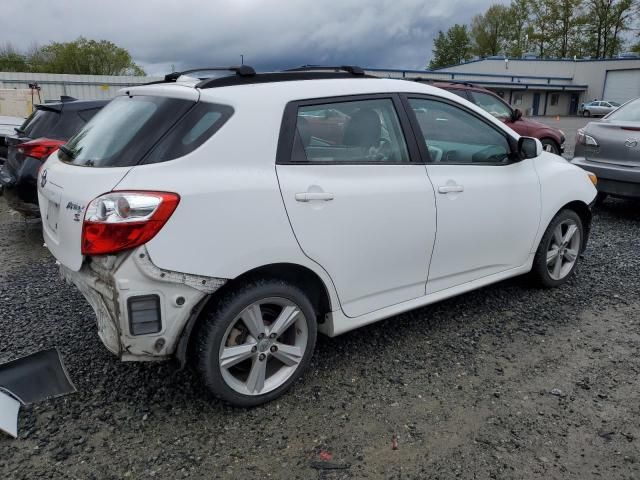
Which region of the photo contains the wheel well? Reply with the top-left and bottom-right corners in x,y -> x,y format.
176,263 -> 332,366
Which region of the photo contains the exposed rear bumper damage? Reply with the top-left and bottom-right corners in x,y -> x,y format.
60,246 -> 227,360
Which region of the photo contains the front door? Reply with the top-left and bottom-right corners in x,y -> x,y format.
532,93 -> 541,116
276,95 -> 437,318
569,93 -> 579,115
403,96 -> 541,294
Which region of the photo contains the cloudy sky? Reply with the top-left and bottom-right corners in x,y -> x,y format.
2,0 -> 507,75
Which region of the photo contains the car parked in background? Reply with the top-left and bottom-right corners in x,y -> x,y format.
0,115 -> 24,161
573,97 -> 640,201
578,100 -> 620,117
38,66 -> 596,406
421,81 -> 566,154
0,97 -> 107,216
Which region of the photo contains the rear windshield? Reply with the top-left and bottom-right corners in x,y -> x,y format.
19,108 -> 61,139
606,98 -> 640,122
18,106 -> 97,140
59,95 -> 232,167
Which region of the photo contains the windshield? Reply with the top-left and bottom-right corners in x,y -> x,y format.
606,98 -> 640,122
471,92 -> 513,120
59,95 -> 195,167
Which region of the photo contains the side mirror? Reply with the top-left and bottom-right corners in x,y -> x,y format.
511,108 -> 523,122
518,137 -> 542,159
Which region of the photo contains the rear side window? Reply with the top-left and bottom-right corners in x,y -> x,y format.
20,108 -> 61,139
142,102 -> 233,164
78,107 -> 103,123
59,96 -> 196,167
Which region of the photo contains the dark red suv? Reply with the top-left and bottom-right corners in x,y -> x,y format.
420,80 -> 566,155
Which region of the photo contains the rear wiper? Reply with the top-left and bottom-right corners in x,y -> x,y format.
58,144 -> 75,159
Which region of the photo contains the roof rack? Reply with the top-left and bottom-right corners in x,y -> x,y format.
413,77 -> 478,88
196,66 -> 375,89
144,66 -> 256,85
284,65 -> 366,76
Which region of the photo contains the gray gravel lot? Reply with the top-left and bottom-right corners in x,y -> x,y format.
1,193 -> 639,479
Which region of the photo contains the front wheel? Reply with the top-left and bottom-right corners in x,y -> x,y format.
541,139 -> 560,154
196,279 -> 317,407
583,110 -> 591,117
531,209 -> 584,288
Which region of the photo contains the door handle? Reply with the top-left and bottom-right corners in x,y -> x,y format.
438,185 -> 464,194
295,192 -> 335,202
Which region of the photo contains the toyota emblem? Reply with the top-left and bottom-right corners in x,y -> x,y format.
624,138 -> 638,148
40,169 -> 48,188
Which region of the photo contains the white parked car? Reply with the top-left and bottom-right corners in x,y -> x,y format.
37,66 -> 597,406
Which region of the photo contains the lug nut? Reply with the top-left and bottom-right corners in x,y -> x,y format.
258,353 -> 266,361
269,332 -> 277,339
270,345 -> 278,353
251,346 -> 257,353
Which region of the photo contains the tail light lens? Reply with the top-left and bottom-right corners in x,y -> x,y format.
81,191 -> 180,256
576,128 -> 598,147
17,138 -> 65,160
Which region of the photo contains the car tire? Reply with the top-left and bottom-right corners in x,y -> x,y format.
583,110 -> 591,117
541,139 -> 560,154
531,209 -> 584,288
196,278 -> 317,407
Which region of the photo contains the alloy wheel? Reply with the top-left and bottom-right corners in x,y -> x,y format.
218,297 -> 308,396
546,220 -> 581,280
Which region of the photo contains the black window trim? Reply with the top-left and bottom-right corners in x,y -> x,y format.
276,93 -> 424,166
398,93 -> 521,166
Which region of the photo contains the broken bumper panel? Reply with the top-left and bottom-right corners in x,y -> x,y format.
60,247 -> 227,361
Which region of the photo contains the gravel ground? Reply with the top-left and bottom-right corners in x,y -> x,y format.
1,195 -> 639,480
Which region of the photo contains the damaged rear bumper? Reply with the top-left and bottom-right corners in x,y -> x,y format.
60,246 -> 227,361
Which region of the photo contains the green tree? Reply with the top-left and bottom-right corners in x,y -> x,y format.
428,24 -> 473,69
503,0 -> 534,57
470,4 -> 511,57
583,0 -> 638,58
547,0 -> 586,58
0,43 -> 28,72
36,37 -> 145,75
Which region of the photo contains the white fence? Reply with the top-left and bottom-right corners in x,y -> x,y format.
0,72 -> 162,103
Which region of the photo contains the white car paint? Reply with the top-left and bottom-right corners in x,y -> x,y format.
38,77 -> 596,362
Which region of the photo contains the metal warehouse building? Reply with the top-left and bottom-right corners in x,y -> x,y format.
366,57 -> 640,116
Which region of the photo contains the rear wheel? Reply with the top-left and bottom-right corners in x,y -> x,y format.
541,139 -> 560,154
196,279 -> 317,407
531,209 -> 583,288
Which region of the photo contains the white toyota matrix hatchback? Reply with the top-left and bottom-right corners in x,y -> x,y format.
38,66 -> 597,406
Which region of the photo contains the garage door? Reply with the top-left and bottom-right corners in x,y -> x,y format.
603,69 -> 640,104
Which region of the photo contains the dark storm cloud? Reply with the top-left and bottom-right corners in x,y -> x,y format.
1,0 -> 507,75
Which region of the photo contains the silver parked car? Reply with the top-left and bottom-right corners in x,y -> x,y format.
572,97 -> 640,201
579,100 -> 621,117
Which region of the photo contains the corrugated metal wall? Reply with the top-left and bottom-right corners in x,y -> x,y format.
0,72 -> 162,102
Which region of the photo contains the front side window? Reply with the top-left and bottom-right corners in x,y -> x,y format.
471,92 -> 513,121
408,98 -> 512,164
291,98 -> 410,163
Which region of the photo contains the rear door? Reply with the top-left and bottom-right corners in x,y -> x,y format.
276,94 -> 437,318
402,95 -> 540,294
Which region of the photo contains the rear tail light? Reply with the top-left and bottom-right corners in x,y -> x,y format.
17,138 -> 65,160
81,191 -> 180,256
576,128 -> 598,147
